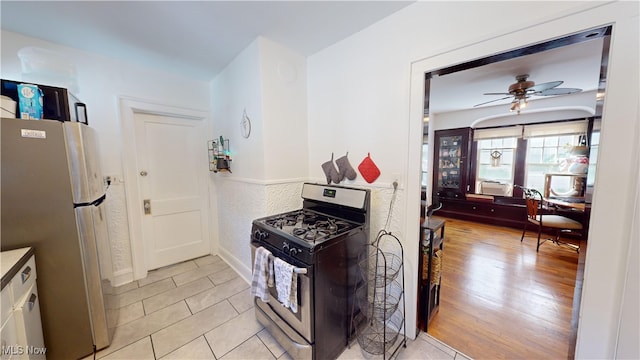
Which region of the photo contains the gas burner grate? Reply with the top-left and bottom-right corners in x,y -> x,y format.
265,213 -> 300,229
257,208 -> 360,246
315,219 -> 351,234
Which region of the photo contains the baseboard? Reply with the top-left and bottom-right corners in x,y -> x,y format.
217,247 -> 251,284
112,267 -> 134,287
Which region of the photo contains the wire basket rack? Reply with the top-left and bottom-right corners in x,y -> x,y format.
355,310 -> 405,355
358,250 -> 402,288
350,230 -> 406,359
357,279 -> 403,320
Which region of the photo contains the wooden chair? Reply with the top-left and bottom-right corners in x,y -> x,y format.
516,185 -> 582,252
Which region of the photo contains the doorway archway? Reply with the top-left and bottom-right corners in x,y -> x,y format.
412,25 -> 611,358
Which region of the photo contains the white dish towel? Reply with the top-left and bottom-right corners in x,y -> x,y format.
250,246 -> 272,302
274,258 -> 298,313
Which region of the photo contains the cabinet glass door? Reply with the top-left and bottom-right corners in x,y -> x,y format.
437,135 -> 463,189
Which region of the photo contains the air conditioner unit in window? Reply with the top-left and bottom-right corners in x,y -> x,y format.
481,181 -> 511,196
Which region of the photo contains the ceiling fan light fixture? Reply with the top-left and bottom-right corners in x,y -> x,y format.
509,97 -> 527,114
508,75 -> 535,93
475,74 -> 583,112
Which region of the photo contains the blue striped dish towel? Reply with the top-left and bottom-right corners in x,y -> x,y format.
274,257 -> 298,313
250,246 -> 272,302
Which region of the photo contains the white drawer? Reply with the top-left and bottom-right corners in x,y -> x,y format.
1,285 -> 14,328
11,256 -> 36,304
14,283 -> 45,359
1,310 -> 18,360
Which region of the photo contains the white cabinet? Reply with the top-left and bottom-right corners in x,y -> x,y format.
1,286 -> 18,360
1,250 -> 45,360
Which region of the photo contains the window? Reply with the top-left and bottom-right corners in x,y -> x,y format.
587,130 -> 599,187
522,120 -> 588,195
421,142 -> 429,187
524,135 -> 580,194
476,137 -> 517,195
470,120 -> 590,198
473,126 -> 522,196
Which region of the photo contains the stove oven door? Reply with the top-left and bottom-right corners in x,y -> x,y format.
250,243 -> 314,359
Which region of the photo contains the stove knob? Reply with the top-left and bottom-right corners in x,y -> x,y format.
290,248 -> 299,256
254,230 -> 269,241
282,242 -> 289,251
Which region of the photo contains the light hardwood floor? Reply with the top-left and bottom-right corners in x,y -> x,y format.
425,216 -> 581,359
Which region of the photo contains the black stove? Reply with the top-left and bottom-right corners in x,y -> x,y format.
250,183 -> 370,360
252,183 -> 369,264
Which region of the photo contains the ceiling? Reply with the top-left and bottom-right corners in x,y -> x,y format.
1,1 -> 605,114
1,1 -> 414,80
429,34 -> 605,114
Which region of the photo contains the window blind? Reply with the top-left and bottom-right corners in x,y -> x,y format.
522,119 -> 588,138
473,125 -> 523,140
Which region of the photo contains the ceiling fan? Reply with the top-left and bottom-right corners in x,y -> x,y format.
474,74 -> 582,113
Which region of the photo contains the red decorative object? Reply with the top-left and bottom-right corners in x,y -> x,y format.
358,153 -> 380,183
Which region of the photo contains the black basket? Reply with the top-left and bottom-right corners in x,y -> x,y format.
356,280 -> 403,320
356,310 -> 405,355
358,250 -> 402,288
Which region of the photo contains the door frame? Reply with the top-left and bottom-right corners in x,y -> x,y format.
119,97 -> 210,280
406,3 -> 638,356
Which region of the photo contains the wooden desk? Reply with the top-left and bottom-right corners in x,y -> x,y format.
545,198 -> 586,212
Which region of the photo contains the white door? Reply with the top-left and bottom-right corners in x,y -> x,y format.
134,112 -> 210,270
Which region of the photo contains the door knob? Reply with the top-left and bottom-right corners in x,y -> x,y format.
140,170 -> 148,176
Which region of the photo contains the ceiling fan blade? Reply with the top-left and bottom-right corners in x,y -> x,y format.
536,87 -> 582,96
473,96 -> 513,107
527,80 -> 563,93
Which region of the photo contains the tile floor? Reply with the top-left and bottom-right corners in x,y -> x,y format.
86,255 -> 472,360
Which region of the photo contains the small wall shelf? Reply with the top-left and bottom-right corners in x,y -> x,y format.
208,137 -> 231,173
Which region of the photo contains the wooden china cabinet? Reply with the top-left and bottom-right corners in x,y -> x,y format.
432,127 -> 473,201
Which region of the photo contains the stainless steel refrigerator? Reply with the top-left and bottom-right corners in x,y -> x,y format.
1,118 -> 116,359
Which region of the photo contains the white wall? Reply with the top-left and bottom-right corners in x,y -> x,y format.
307,1 -> 639,358
211,39 -> 265,181
614,140 -> 640,358
210,37 -> 308,281
1,30 -> 211,284
259,38 -> 309,181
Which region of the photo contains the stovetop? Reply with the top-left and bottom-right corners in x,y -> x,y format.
255,209 -> 359,245
251,183 -> 370,264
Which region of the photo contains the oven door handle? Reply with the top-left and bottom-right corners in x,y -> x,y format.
251,243 -> 312,276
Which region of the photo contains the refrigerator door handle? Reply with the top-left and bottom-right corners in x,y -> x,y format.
73,192 -> 106,208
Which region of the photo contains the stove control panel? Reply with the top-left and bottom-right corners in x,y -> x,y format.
254,229 -> 270,241
302,183 -> 369,210
282,241 -> 302,257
